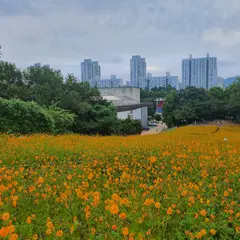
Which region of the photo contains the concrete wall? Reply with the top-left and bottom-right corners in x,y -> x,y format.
117,111 -> 131,120
117,107 -> 148,127
141,107 -> 148,127
99,87 -> 140,105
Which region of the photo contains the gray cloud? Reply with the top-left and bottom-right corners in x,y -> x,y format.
0,0 -> 240,80
218,60 -> 237,68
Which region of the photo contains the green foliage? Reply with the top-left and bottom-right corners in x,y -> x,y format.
208,87 -> 228,119
0,98 -> 54,134
148,105 -> 156,117
23,65 -> 64,105
154,114 -> 162,122
43,105 -> 76,134
163,87 -> 212,127
227,78 -> 240,122
1,62 -> 136,135
0,61 -> 27,100
117,117 -> 143,135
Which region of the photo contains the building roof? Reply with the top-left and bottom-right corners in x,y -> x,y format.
102,95 -> 121,101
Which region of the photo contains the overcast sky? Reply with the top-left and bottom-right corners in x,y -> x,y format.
1,0 -> 240,82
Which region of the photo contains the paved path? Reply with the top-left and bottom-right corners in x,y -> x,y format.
141,122 -> 168,135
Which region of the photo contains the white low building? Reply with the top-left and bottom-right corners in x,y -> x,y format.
99,87 -> 150,127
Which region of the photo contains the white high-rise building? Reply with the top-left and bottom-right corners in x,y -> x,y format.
98,75 -> 123,88
130,55 -> 146,87
182,53 -> 218,90
139,72 -> 179,90
81,59 -> 101,87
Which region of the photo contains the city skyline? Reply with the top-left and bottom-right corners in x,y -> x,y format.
80,54 -> 218,88
1,0 -> 239,81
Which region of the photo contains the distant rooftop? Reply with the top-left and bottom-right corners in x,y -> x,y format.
102,95 -> 121,101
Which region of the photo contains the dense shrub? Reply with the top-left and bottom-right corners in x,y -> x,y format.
117,117 -> 142,135
43,106 -> 76,134
0,98 -> 54,134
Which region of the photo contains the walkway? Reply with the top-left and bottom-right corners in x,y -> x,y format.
141,122 -> 168,135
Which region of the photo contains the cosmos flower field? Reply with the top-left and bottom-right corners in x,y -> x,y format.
0,126 -> 240,239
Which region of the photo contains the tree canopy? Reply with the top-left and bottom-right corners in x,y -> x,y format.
161,83 -> 240,127
0,60 -> 142,135
140,79 -> 240,127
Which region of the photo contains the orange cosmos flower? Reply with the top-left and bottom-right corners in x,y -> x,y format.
210,229 -> 216,235
149,156 -> 157,163
56,230 -> 63,237
112,225 -> 117,231
2,212 -> 10,221
119,212 -> 127,220
200,209 -> 207,217
155,202 -> 161,209
122,227 -> 129,236
167,207 -> 173,215
46,221 -> 54,229
37,177 -> 44,184
110,203 -> 119,214
67,175 -> 72,180
32,234 -> 38,240
12,196 -> 18,201
9,234 -> 18,240
26,216 -> 32,224
224,191 -> 229,197
46,229 -> 52,235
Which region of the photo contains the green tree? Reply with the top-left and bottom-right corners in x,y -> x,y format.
0,61 -> 27,100
227,78 -> 240,122
208,87 -> 227,119
23,65 -> 64,105
163,87 -> 212,127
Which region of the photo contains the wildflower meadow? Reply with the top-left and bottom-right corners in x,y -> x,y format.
0,126 -> 240,239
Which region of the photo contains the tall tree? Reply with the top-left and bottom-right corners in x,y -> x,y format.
208,87 -> 228,119
0,61 -> 27,99
163,87 -> 212,127
23,65 -> 64,105
227,78 -> 240,122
